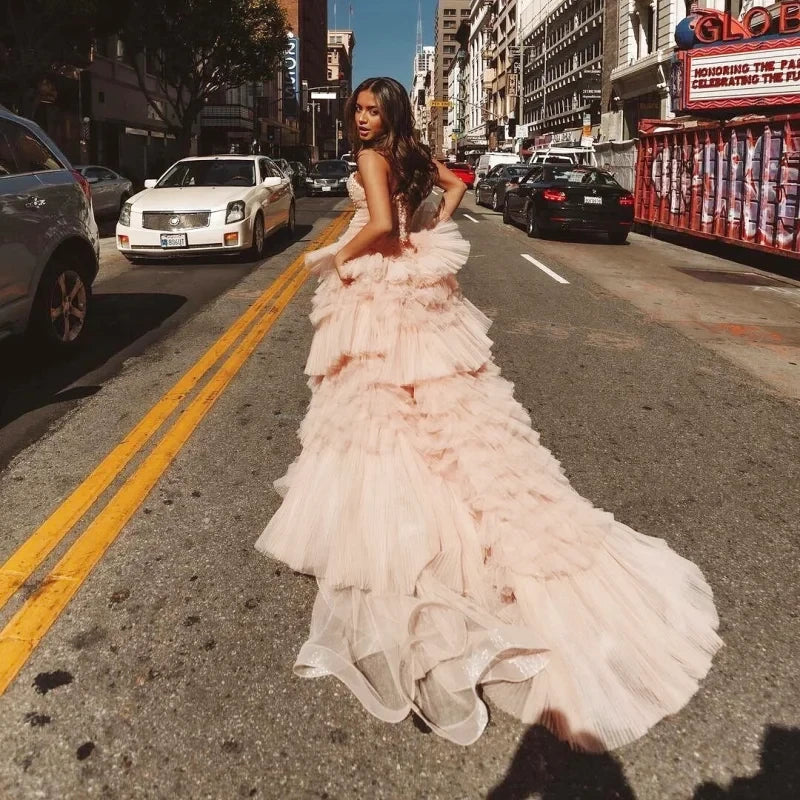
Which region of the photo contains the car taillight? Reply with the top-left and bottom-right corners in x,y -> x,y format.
618,194 -> 634,206
71,169 -> 91,201
542,188 -> 567,202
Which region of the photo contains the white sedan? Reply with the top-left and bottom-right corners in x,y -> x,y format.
116,155 -> 295,260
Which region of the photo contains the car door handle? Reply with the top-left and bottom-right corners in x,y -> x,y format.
25,197 -> 46,209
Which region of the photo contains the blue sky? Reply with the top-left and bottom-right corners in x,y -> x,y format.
327,0 -> 437,89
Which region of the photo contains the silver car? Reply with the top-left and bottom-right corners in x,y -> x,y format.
0,108 -> 100,351
74,165 -> 133,217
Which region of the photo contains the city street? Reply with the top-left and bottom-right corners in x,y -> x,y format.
0,190 -> 799,799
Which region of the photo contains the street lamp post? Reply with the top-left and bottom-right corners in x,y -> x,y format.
307,85 -> 340,161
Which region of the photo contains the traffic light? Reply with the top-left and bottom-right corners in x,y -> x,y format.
507,117 -> 516,137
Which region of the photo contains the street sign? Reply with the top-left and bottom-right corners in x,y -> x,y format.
430,100 -> 452,108
507,74 -> 519,98
583,88 -> 601,99
311,91 -> 338,100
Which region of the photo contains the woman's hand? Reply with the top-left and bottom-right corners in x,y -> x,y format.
334,251 -> 354,285
434,160 -> 467,222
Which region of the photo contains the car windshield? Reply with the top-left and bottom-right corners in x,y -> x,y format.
157,159 -> 255,188
311,161 -> 349,177
540,166 -> 620,187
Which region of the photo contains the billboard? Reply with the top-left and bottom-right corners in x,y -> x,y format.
672,7 -> 800,112
284,33 -> 300,118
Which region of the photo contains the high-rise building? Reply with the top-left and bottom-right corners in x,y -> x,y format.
326,30 -> 356,158
411,46 -> 435,145
520,0 -> 603,141
281,0 -> 328,154
433,0 -> 472,157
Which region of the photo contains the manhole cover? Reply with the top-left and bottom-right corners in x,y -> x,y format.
675,268 -> 789,287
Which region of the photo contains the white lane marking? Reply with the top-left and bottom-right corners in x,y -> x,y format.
463,213 -> 480,223
521,253 -> 570,284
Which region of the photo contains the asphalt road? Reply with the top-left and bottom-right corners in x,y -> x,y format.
0,190 -> 798,800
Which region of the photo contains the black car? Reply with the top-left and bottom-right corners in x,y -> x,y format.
306,160 -> 350,196
475,164 -> 534,211
503,165 -> 634,243
288,161 -> 307,190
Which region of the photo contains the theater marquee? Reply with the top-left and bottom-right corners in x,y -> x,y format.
672,6 -> 800,112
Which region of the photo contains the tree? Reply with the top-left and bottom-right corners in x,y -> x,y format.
0,1 -> 123,117
121,0 -> 289,156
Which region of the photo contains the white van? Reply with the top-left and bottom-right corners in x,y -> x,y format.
474,152 -> 521,190
527,146 -> 597,167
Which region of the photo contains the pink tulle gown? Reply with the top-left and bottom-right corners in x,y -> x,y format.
255,173 -> 722,749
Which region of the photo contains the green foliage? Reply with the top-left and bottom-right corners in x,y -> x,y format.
121,0 -> 289,151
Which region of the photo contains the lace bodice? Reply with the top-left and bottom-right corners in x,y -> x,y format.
346,172 -> 409,243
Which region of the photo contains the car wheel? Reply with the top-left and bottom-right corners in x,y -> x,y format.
30,257 -> 90,352
608,230 -> 629,244
250,213 -> 265,258
491,190 -> 501,212
526,206 -> 540,238
503,198 -> 512,225
284,201 -> 296,238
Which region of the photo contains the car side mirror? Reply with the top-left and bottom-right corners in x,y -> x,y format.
508,177 -> 520,185
477,171 -> 486,178
263,176 -> 282,187
144,179 -> 157,189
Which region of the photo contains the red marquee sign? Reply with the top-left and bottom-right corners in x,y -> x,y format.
673,6 -> 800,112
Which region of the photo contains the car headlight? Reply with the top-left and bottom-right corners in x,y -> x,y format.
339,176 -> 348,183
225,200 -> 246,224
305,177 -> 314,183
119,202 -> 131,226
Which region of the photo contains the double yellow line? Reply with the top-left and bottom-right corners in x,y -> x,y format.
0,210 -> 351,693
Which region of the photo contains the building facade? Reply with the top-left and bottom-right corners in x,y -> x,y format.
411,46 -> 435,147
84,35 -> 184,185
282,0 -> 329,154
520,0 -> 604,143
326,30 -> 356,157
433,0 -> 472,157
605,0 -> 697,140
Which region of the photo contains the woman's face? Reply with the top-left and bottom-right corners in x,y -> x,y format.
354,90 -> 386,143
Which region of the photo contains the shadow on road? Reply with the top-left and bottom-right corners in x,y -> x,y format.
694,726 -> 800,800
486,721 -> 800,800
634,225 -> 800,283
0,291 -> 186,432
487,713 -> 636,800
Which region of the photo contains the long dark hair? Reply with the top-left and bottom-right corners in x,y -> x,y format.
344,77 -> 437,213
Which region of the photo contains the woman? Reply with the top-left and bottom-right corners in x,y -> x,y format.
256,77 -> 721,749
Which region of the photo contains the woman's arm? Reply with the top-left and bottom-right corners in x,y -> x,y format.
333,150 -> 394,279
434,160 -> 467,221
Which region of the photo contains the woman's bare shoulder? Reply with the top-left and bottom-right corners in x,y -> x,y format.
356,149 -> 390,171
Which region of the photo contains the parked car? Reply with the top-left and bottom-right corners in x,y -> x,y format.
306,160 -> 350,196
447,161 -> 475,189
116,155 -> 295,261
474,152 -> 521,192
288,160 -> 307,190
0,107 -> 99,352
273,158 -> 295,180
503,164 -> 634,243
74,165 -> 133,217
475,163 -> 533,211
340,152 -> 357,171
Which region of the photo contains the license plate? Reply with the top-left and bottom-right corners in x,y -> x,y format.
160,233 -> 187,248
321,186 -> 331,192
584,196 -> 602,205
